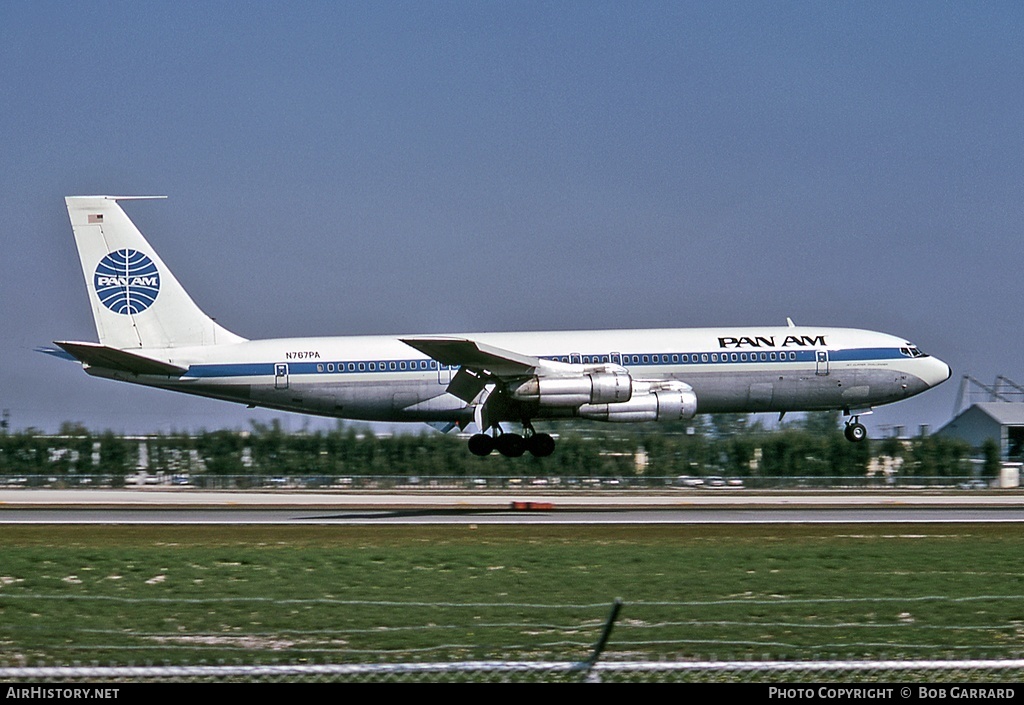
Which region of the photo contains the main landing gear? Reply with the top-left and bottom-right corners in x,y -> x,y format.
467,424 -> 556,458
844,416 -> 868,442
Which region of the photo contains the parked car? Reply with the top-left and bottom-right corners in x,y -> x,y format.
675,475 -> 704,487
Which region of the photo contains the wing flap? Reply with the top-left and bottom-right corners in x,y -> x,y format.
54,341 -> 188,376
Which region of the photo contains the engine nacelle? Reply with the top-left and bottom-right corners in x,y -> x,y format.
577,382 -> 698,422
510,371 -> 633,407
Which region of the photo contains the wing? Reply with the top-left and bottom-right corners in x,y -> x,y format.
406,336 -> 696,430
400,335 -> 633,412
400,336 -> 552,404
399,337 -> 542,376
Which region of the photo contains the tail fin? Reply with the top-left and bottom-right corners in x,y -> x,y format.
65,196 -> 246,349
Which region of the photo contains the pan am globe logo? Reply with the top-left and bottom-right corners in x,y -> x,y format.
94,249 -> 161,315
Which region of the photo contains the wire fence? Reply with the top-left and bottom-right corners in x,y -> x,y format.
7,595 -> 1024,660
3,659 -> 1024,683
3,596 -> 1024,683
0,473 -> 1002,490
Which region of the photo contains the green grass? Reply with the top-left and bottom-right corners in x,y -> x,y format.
1,524 -> 1022,665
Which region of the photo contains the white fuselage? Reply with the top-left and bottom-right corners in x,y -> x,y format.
84,325 -> 951,425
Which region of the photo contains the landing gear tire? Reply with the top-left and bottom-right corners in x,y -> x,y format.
527,432 -> 556,458
468,433 -> 495,456
844,422 -> 867,442
495,433 -> 526,458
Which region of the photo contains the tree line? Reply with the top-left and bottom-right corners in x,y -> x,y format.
0,413 -> 988,479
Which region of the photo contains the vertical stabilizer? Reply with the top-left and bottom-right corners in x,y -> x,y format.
65,196 -> 246,349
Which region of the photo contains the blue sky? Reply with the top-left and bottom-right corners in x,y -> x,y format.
2,2 -> 1021,435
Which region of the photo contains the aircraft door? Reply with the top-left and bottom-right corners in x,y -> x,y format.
437,363 -> 453,385
275,363 -> 289,389
815,350 -> 829,376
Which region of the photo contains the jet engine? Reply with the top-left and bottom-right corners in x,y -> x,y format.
577,381 -> 697,422
509,371 -> 632,407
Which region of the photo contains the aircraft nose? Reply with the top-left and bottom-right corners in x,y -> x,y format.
926,356 -> 952,388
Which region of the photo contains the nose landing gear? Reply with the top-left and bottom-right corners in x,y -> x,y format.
844,416 -> 868,442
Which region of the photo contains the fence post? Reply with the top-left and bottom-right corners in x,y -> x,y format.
580,598 -> 623,682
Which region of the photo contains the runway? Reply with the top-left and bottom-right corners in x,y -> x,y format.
2,507 -> 1024,524
1,489 -> 1022,524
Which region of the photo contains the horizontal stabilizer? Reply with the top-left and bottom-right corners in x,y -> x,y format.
35,346 -> 78,362
53,341 -> 188,376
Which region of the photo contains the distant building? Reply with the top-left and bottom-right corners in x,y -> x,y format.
936,403 -> 1024,460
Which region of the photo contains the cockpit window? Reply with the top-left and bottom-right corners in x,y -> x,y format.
900,346 -> 928,358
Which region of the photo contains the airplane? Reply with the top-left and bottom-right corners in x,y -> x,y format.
41,196 -> 952,457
